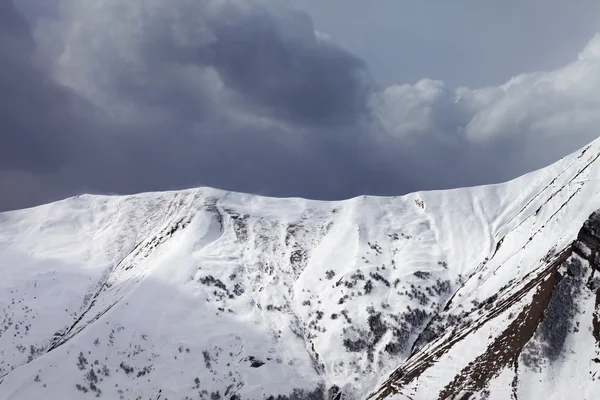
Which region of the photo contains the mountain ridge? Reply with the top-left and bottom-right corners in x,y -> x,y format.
1,138 -> 600,399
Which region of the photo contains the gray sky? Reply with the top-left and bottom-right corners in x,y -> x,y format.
292,0 -> 600,88
1,0 -> 600,212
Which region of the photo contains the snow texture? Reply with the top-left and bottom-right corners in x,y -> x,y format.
2,138 -> 600,399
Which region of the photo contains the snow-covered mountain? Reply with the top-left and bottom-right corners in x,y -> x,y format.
1,139 -> 600,400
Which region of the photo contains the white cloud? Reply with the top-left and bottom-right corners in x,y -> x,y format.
579,34 -> 600,60
375,34 -> 600,149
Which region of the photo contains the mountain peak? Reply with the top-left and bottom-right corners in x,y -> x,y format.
1,140 -> 600,399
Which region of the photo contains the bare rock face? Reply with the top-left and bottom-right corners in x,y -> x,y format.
578,211 -> 600,347
575,210 -> 600,269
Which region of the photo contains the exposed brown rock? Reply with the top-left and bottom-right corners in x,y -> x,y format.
438,265 -> 558,398
369,208 -> 600,400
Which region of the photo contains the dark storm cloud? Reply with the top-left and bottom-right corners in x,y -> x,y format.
0,1 -> 80,173
205,15 -> 371,126
0,0 -> 378,210
1,0 -> 600,212
43,0 -> 372,125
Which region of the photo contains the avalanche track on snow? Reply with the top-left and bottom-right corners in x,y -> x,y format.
2,139 -> 600,400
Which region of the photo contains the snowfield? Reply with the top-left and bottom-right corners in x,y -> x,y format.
1,138 -> 600,400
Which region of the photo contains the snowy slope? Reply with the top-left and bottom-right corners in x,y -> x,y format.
1,139 -> 600,400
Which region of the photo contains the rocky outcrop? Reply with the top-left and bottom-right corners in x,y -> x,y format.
369,209 -> 600,400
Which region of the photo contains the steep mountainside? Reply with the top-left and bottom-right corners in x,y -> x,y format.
1,139 -> 600,400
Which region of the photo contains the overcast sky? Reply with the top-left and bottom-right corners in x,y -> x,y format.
293,0 -> 600,88
1,0 -> 600,211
